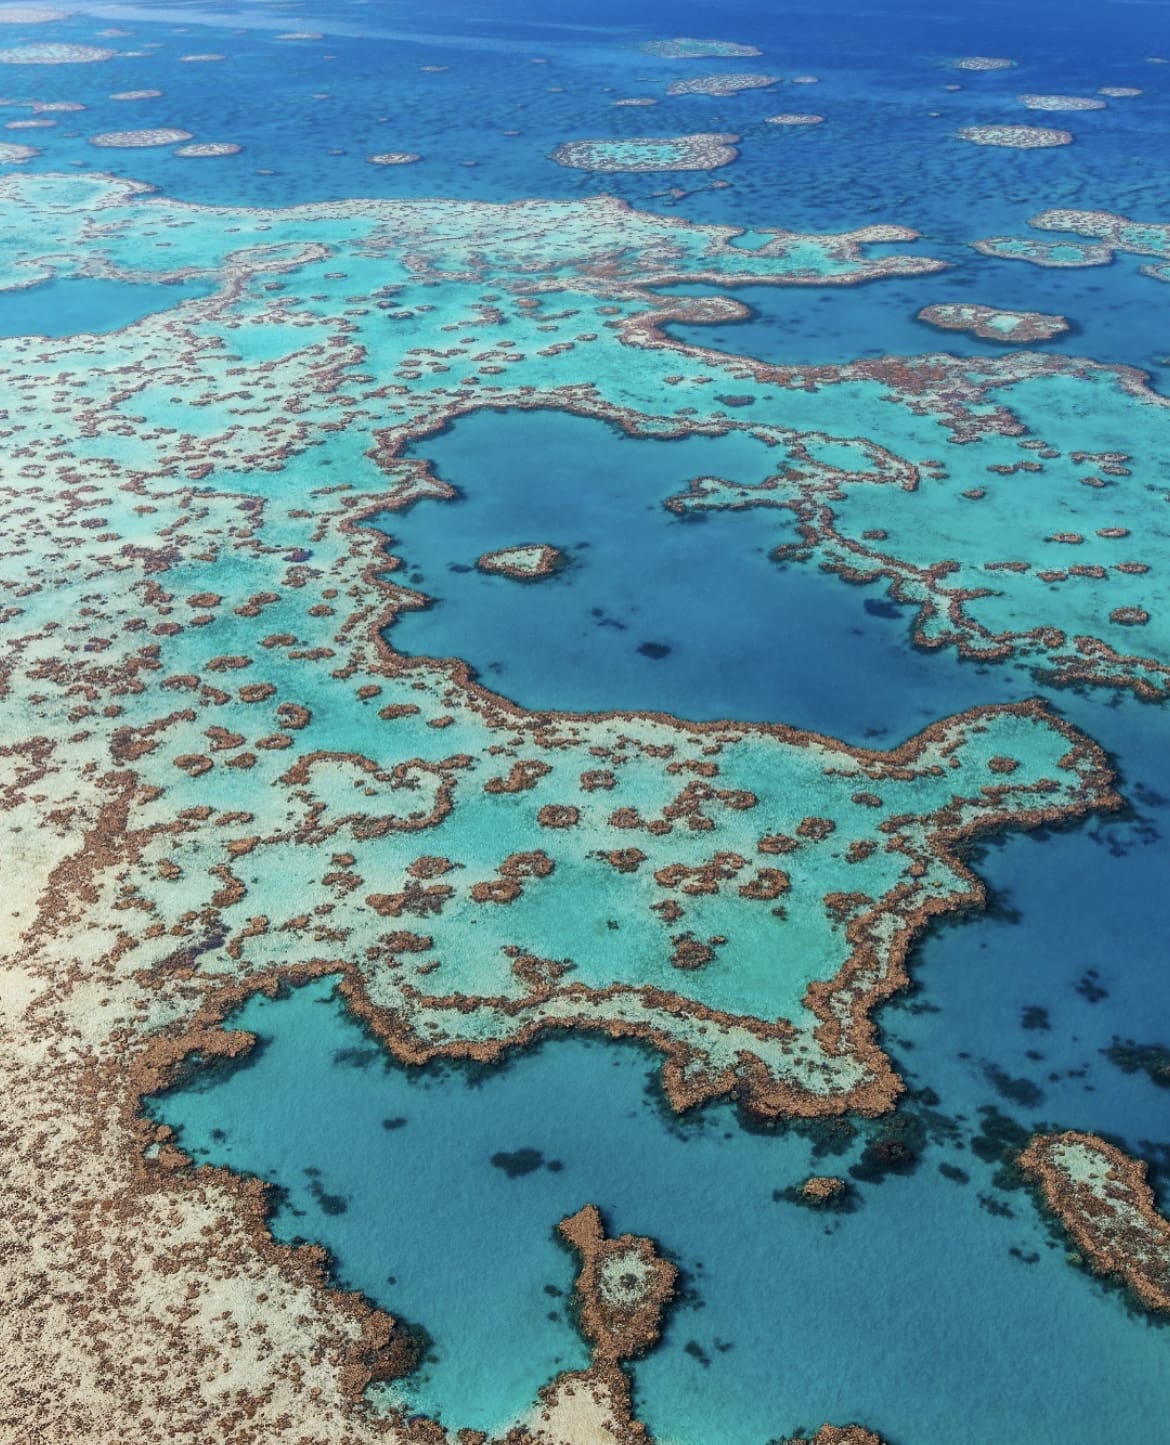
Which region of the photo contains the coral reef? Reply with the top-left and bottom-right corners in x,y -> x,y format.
0,171 -> 1141,1444
917,302 -> 1069,343
1021,1132 -> 1170,1313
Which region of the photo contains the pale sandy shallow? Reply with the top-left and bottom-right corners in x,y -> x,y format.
520,1373 -> 631,1443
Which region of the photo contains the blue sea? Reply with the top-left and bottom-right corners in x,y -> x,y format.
17,0 -> 1166,1438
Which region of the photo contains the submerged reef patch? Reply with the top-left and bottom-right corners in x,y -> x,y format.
642,38 -> 763,59
90,127 -> 194,147
550,133 -> 740,171
766,113 -> 825,125
665,74 -> 780,97
173,142 -> 242,158
956,124 -> 1073,147
1031,208 -> 1170,270
971,234 -> 1114,268
0,6 -> 69,20
949,56 -> 1016,70
975,207 -> 1170,282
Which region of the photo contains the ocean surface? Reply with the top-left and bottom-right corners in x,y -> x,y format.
15,0 -> 1166,1437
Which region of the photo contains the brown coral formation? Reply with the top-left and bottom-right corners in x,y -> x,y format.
784,1430 -> 891,1445
557,1203 -> 677,1362
956,125 -> 1072,147
476,543 -> 566,580
537,803 -> 580,828
550,134 -> 741,172
1021,1132 -> 1170,1313
642,38 -> 763,58
4,1022 -> 428,1445
917,302 -> 1070,344
485,758 -> 552,793
799,1175 -> 848,1205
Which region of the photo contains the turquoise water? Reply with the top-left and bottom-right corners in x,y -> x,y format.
0,274 -> 213,336
151,982 -> 591,1432
8,0 -> 1166,1436
153,968 -> 1170,1443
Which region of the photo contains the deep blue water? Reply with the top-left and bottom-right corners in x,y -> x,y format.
661,249 -> 1170,395
7,0 -> 1170,238
385,407 -> 1028,735
23,0 -> 1162,1437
